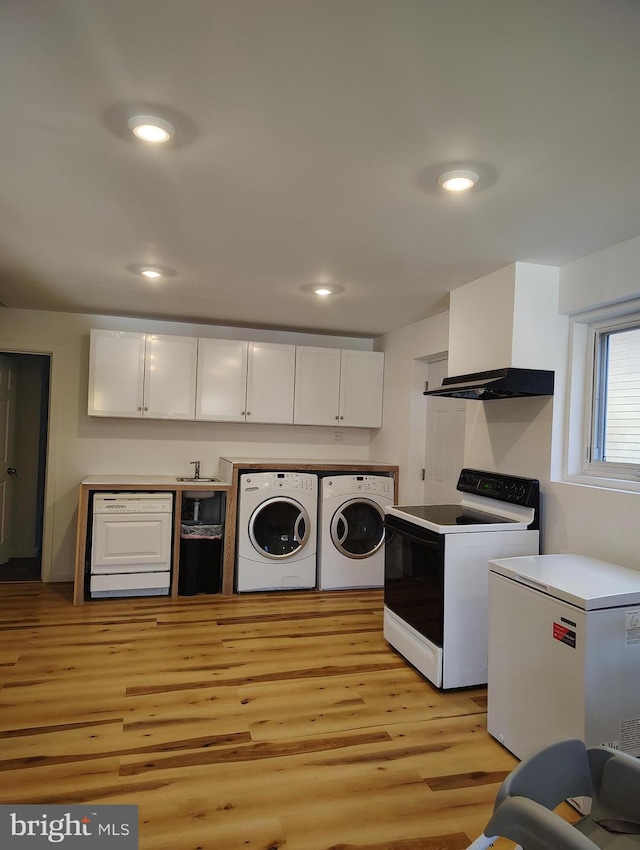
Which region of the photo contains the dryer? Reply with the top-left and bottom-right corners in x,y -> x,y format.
236,472 -> 318,592
319,474 -> 394,590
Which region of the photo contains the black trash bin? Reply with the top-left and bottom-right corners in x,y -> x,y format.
179,522 -> 223,595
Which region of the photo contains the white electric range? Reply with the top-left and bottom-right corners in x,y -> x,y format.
383,469 -> 541,689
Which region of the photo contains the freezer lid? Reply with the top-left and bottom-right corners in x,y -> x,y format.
489,554 -> 640,610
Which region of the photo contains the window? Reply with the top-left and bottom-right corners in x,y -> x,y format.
570,309 -> 640,488
565,301 -> 640,492
591,324 -> 640,466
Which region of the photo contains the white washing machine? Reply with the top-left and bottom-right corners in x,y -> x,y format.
236,472 -> 318,592
319,474 -> 394,590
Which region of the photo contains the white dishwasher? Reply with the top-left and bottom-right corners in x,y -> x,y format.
90,492 -> 174,598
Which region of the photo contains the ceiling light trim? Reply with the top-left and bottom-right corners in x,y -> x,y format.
127,115 -> 176,144
301,282 -> 345,297
438,169 -> 480,192
126,263 -> 177,280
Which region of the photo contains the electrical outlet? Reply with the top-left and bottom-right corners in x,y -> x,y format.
334,431 -> 343,442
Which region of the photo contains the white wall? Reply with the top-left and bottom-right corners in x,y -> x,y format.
546,236 -> 640,568
448,265 -> 516,375
461,240 -> 640,568
0,309 -> 380,582
372,312 -> 448,503
559,234 -> 640,314
378,243 -> 640,570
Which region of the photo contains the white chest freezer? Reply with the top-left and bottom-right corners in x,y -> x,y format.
487,554 -> 640,760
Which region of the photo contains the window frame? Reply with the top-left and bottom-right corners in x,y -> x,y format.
569,305 -> 640,490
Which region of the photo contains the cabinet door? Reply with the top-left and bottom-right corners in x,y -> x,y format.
196,339 -> 248,421
143,335 -> 198,419
339,350 -> 384,427
246,342 -> 295,423
88,329 -> 145,417
293,347 -> 341,425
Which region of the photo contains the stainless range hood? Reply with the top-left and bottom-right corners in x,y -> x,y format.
424,367 -> 554,400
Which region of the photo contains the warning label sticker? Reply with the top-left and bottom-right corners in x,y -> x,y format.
625,610 -> 640,646
553,622 -> 576,647
620,718 -> 640,757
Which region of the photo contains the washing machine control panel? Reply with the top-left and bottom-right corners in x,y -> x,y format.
242,472 -> 318,493
322,474 -> 394,499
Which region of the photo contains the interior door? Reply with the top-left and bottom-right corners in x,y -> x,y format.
0,356 -> 17,565
423,358 -> 466,504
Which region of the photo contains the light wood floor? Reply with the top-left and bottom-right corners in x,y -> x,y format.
0,583 -> 526,849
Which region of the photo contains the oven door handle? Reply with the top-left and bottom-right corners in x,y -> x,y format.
387,525 -> 440,549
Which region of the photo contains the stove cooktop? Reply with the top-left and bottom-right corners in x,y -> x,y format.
391,504 -> 520,526
385,502 -> 530,534
385,470 -> 540,534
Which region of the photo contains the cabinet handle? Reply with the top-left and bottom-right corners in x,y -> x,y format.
339,415 -> 344,420
143,407 -> 148,411
335,415 -> 339,420
137,406 -> 142,411
246,411 -> 251,416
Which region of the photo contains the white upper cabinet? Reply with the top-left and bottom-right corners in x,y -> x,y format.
196,339 -> 295,423
294,347 -> 342,425
143,335 -> 198,419
294,347 -> 384,427
339,349 -> 384,427
196,339 -> 248,422
88,330 -> 145,417
246,342 -> 296,423
88,330 -> 197,419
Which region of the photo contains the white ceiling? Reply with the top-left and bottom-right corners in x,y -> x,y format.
2,0 -> 640,337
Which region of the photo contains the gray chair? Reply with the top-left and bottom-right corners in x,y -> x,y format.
466,738 -> 640,850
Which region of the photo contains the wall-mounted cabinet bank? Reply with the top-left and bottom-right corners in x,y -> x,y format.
88,329 -> 384,428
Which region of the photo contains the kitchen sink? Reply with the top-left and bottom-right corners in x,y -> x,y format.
176,477 -> 222,483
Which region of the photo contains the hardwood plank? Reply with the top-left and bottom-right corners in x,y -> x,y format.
0,582 -> 574,850
424,769 -> 512,791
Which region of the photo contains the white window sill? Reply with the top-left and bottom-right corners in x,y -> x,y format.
562,471 -> 640,495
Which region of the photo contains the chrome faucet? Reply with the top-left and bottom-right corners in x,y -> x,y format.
190,460 -> 201,480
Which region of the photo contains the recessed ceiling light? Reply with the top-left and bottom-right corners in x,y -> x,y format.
438,169 -> 479,192
127,115 -> 176,144
301,282 -> 345,297
126,263 -> 177,280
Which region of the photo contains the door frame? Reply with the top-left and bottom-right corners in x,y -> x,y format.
0,340 -> 60,583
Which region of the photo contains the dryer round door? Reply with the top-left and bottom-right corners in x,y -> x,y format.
248,496 -> 311,560
330,498 -> 385,559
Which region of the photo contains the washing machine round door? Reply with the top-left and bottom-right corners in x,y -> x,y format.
330,498 -> 385,559
248,497 -> 311,560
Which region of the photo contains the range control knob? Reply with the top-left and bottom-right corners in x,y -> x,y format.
507,483 -> 526,501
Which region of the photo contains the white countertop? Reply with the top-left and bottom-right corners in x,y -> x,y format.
82,475 -> 230,487
219,456 -> 396,466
